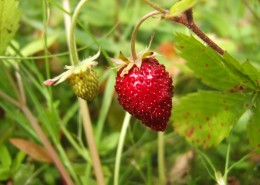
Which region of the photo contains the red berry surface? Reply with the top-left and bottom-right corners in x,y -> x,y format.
115,57 -> 174,131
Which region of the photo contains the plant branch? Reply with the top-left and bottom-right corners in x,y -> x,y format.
131,11 -> 162,61
169,9 -> 225,55
142,0 -> 225,55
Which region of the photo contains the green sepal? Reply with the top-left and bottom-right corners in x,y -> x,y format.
170,0 -> 198,17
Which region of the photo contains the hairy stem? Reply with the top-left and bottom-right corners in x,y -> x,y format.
131,11 -> 161,61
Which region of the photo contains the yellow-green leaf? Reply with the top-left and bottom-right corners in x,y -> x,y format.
0,0 -> 21,54
175,33 -> 257,91
170,0 -> 197,17
173,91 -> 251,147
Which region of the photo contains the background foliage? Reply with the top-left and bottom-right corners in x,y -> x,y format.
0,0 -> 259,184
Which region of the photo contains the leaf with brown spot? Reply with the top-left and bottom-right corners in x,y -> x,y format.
9,138 -> 52,163
173,91 -> 251,147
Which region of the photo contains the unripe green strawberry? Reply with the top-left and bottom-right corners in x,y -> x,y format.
43,51 -> 100,101
67,69 -> 99,101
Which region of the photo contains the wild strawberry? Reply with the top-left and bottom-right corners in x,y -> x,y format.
67,69 -> 99,101
43,51 -> 100,101
112,52 -> 174,131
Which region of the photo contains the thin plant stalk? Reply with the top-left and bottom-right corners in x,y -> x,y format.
114,112 -> 131,185
158,132 -> 166,185
63,0 -> 105,184
42,0 -> 51,79
79,100 -> 106,185
0,90 -> 74,185
130,11 -> 161,60
21,107 -> 74,185
222,143 -> 231,184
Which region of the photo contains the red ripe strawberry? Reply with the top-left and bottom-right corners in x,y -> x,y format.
115,57 -> 174,131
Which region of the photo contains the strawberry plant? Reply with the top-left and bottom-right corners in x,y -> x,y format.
0,0 -> 259,185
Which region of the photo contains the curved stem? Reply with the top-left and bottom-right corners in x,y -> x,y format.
131,11 -> 162,61
69,0 -> 89,65
114,112 -> 131,185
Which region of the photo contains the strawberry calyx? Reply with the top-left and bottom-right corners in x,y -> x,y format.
43,50 -> 100,86
111,48 -> 158,77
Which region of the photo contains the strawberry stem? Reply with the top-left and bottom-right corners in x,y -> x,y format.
158,132 -> 166,185
131,11 -> 162,61
114,112 -> 131,185
69,0 -> 88,65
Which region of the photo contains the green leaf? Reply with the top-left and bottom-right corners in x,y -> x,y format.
223,53 -> 258,90
241,61 -> 260,88
0,145 -> 12,167
21,33 -> 58,56
95,71 -> 116,143
99,133 -> 120,155
0,0 -> 21,54
13,164 -> 35,185
247,95 -> 260,152
173,91 -> 250,147
11,152 -> 26,174
0,167 -> 11,181
175,33 -> 257,91
170,0 -> 197,17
